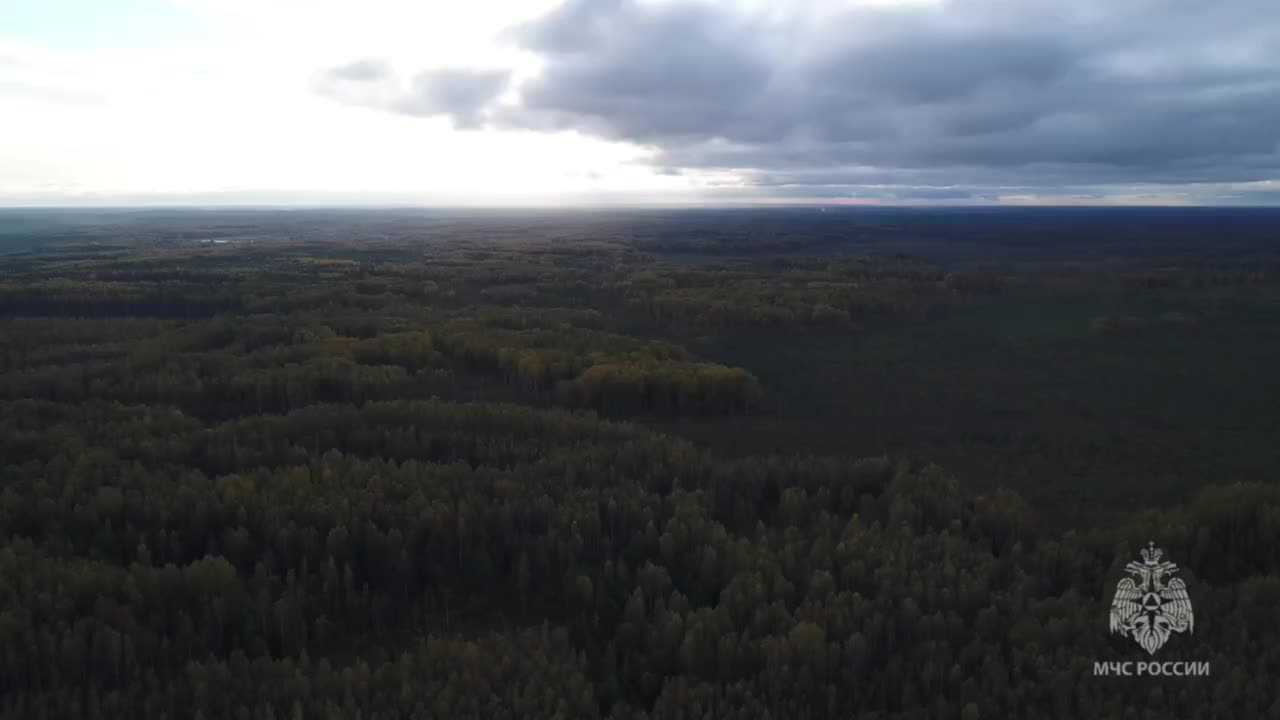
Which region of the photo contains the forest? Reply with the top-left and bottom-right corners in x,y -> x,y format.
1,207 -> 1279,719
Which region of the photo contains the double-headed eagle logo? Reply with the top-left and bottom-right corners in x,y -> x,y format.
1109,542 -> 1194,655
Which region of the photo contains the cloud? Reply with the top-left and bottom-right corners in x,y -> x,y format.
505,0 -> 774,142
324,59 -> 393,83
316,61 -> 510,128
312,0 -> 1280,201
395,68 -> 512,127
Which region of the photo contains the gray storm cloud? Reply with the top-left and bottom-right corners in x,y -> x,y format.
316,0 -> 1280,202
315,61 -> 510,129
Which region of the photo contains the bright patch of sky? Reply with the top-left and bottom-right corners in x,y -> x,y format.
1,0 -> 699,204
3,0 -> 205,49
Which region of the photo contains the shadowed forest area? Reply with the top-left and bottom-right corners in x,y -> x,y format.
1,207 -> 1279,718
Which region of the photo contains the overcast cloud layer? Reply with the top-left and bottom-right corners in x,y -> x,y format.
318,0 -> 1280,203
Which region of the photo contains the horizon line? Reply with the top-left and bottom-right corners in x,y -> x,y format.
3,201 -> 1280,211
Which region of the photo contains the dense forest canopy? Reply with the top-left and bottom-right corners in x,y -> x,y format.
1,207 -> 1278,718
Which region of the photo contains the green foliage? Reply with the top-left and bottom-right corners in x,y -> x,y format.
0,224 -> 1278,718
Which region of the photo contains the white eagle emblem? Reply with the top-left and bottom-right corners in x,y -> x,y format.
1109,542 -> 1194,655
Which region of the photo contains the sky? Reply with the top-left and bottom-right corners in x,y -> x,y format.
1,0 -> 1278,206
